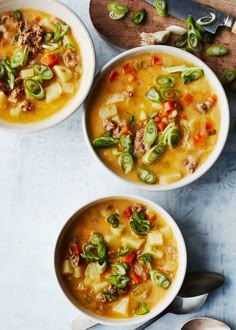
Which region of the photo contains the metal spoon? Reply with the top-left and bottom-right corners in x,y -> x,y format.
181,317 -> 231,330
71,271 -> 224,330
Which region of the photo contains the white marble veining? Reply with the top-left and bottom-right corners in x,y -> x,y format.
0,1 -> 235,330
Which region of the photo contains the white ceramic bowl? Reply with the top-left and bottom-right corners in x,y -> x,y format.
0,0 -> 95,133
54,195 -> 187,327
83,45 -> 229,191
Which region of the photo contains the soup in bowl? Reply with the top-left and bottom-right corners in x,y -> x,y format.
83,46 -> 229,191
0,0 -> 95,132
54,196 -> 187,326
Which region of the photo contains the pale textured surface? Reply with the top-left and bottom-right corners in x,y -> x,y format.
0,1 -> 235,330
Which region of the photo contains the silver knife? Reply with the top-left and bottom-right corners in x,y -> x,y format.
145,0 -> 236,34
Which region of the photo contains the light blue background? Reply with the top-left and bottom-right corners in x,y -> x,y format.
0,1 -> 235,329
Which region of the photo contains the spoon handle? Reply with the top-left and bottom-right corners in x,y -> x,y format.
134,310 -> 167,330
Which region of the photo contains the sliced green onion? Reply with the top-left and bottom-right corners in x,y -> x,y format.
156,75 -> 176,88
138,253 -> 152,263
161,123 -> 181,148
97,243 -> 107,259
154,0 -> 167,17
102,292 -> 118,301
165,65 -> 188,73
181,67 -> 204,84
135,302 -> 150,315
108,274 -> 130,288
137,166 -> 156,184
10,46 -> 29,68
65,43 -> 75,49
161,88 -> 182,101
130,211 -> 152,236
130,115 -> 136,127
112,262 -> 129,275
41,43 -> 59,51
54,23 -> 69,42
146,87 -> 162,103
119,153 -> 134,173
7,73 -> 15,90
143,143 -> 166,164
120,135 -> 133,153
196,13 -> 216,26
132,9 -> 146,25
206,45 -> 229,57
150,270 -> 171,289
33,64 -> 54,80
116,246 -> 132,256
92,136 -> 119,148
24,78 -> 45,100
43,32 -> 54,42
90,232 -> 104,245
144,119 -> 158,145
12,10 -> 23,21
80,243 -> 100,261
96,260 -> 107,273
109,11 -> 126,20
186,15 -> 202,51
0,64 -> 6,79
106,213 -> 119,228
107,2 -> 129,14
174,34 -> 188,48
221,69 -> 236,85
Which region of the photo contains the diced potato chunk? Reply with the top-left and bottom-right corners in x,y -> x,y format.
0,91 -> 8,108
139,111 -> 147,120
121,236 -> 145,250
61,259 -> 74,275
160,226 -> 172,239
148,232 -> 163,246
84,263 -> 100,286
111,223 -> 126,236
99,104 -> 117,119
93,281 -> 109,293
62,35 -> 73,47
143,244 -> 163,258
112,297 -> 130,316
54,65 -> 73,83
159,172 -> 182,184
39,18 -> 55,31
45,82 -> 62,103
21,68 -> 34,79
106,93 -> 125,105
62,82 -> 74,94
73,266 -> 83,279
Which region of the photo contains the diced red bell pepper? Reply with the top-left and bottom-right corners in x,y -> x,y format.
123,207 -> 132,218
41,53 -> 58,68
157,121 -> 168,132
69,244 -> 79,256
108,70 -> 119,83
123,63 -> 133,75
122,252 -> 135,264
194,132 -> 206,146
205,122 -> 213,131
164,101 -> 175,112
180,93 -> 193,106
129,270 -> 142,284
152,55 -> 162,66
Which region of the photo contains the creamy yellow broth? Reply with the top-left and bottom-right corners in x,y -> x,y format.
60,198 -> 178,319
0,9 -> 82,123
88,53 -> 220,185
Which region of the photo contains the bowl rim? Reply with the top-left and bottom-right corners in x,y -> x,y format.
0,0 -> 96,133
82,45 -> 230,191
54,194 -> 187,326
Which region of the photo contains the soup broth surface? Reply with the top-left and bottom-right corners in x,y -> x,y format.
60,198 -> 178,319
88,52 -> 220,185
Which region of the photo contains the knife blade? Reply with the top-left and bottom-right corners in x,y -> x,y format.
145,0 -> 235,34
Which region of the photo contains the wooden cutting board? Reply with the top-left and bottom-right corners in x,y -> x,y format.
90,0 -> 236,91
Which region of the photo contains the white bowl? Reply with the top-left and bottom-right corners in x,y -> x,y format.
83,45 -> 229,191
0,0 -> 95,133
54,195 -> 187,327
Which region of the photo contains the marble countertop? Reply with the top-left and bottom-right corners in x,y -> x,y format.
0,1 -> 235,329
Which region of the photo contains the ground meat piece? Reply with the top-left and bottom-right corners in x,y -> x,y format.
18,24 -> 43,53
184,156 -> 199,174
113,125 -> 122,137
63,49 -> 78,68
0,15 -> 9,25
69,255 -> 79,267
105,285 -> 117,294
103,119 -> 116,131
96,292 -> 107,303
0,82 -> 10,95
134,127 -> 150,155
10,77 -> 25,99
195,99 -> 213,114
131,204 -> 146,213
19,100 -> 34,112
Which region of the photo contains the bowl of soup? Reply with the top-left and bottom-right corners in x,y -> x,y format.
83,45 -> 229,191
0,0 -> 95,132
54,196 -> 187,326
